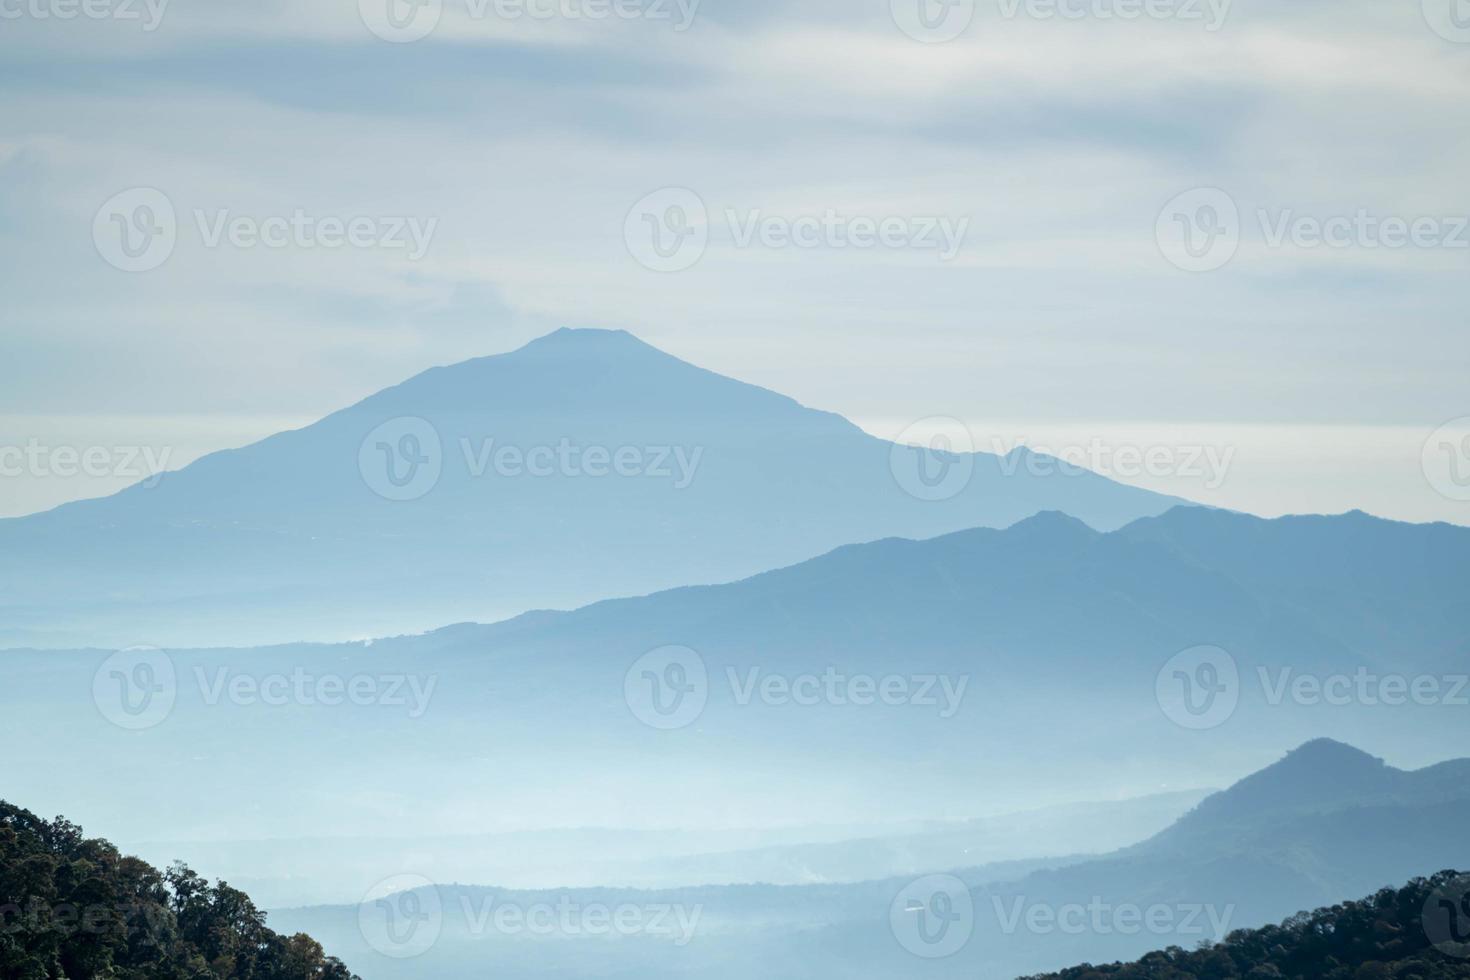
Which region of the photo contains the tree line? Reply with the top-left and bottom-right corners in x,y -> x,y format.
1,801 -> 357,979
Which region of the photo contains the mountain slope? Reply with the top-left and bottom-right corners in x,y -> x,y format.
805,740 -> 1470,979
1141,739 -> 1470,856
928,741 -> 1470,977
4,507 -> 1466,850
114,790 -> 1210,908
262,742 -> 1470,980
0,328 -> 1181,649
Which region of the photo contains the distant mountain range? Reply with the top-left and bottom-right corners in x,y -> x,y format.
936,739 -> 1470,976
114,790 -> 1210,908
1142,736 -> 1470,859
5,505 -> 1466,852
267,739 -> 1470,980
0,328 -> 1180,648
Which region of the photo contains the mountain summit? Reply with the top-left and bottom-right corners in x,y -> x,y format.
357,328 -> 822,421
0,329 -> 1180,648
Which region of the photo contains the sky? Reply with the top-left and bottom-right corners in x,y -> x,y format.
1,0 -> 1468,523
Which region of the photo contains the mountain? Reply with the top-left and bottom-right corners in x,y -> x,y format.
1142,739 -> 1470,856
262,740 -> 1470,980
594,789 -> 1211,893
4,506 -> 1466,857
899,740 -> 1470,978
0,328 -> 1180,649
112,791 -> 1210,908
267,857 -> 1072,980
1109,739 -> 1470,903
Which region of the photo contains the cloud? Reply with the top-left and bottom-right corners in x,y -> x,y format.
0,0 -> 1466,525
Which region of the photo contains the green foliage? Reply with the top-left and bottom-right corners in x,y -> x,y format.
1022,871 -> 1470,980
0,800 -> 357,980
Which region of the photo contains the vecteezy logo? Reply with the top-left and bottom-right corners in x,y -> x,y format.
358,417 -> 443,501
1156,645 -> 1239,730
624,645 -> 708,730
358,874 -> 443,958
1422,417 -> 1470,502
624,188 -> 708,273
890,874 -> 974,958
93,646 -> 177,730
1155,187 -> 1240,273
93,188 -> 177,273
1423,0 -> 1470,43
1423,874 -> 1470,958
889,416 -> 976,502
359,0 -> 442,42
890,0 -> 975,42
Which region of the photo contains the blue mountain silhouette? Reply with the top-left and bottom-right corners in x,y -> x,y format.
0,328 -> 1180,648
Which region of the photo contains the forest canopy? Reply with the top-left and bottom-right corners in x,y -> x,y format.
0,800 -> 357,980
1023,870 -> 1470,980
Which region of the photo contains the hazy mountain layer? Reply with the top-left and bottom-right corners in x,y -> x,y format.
4,507 -> 1465,855
0,328 -> 1179,648
266,740 -> 1470,980
115,791 -> 1209,908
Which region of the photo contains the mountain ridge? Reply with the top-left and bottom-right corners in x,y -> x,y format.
1134,738 -> 1470,857
258,740 -> 1470,980
0,328 -> 1184,649
7,504 -> 1465,846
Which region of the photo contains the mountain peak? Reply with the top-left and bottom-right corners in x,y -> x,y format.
1229,739 -> 1389,800
522,327 -> 649,351
1004,510 -> 1099,543
353,326 -> 806,420
503,327 -> 669,366
1009,510 -> 1094,532
1165,740 -> 1392,834
1138,740 -> 1408,856
1279,737 -> 1383,770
